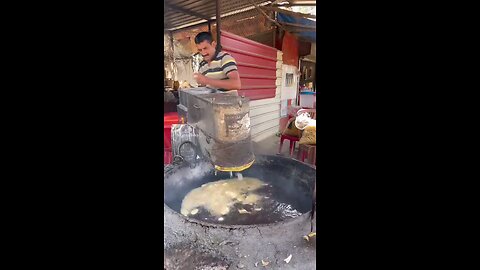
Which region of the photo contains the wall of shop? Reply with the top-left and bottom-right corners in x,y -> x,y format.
249,50 -> 283,142
221,31 -> 281,142
277,31 -> 301,132
221,31 -> 277,100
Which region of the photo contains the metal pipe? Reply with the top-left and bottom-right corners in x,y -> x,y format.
215,0 -> 221,50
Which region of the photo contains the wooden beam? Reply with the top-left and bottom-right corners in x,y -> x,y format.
292,33 -> 316,43
281,0 -> 315,5
216,0 -> 222,49
273,26 -> 276,47
165,1 -> 211,21
283,26 -> 314,32
262,6 -> 316,19
248,0 -> 286,31
272,3 -> 316,7
279,21 -> 316,29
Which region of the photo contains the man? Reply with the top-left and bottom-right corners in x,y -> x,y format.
193,32 -> 241,93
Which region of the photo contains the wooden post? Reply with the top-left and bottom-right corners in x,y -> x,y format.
215,0 -> 221,50
273,27 -> 276,48
272,11 -> 276,48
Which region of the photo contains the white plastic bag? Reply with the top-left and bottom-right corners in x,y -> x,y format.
295,113 -> 315,130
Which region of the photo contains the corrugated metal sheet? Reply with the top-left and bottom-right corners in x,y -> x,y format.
165,0 -> 271,30
203,31 -> 281,142
221,30 -> 277,100
250,96 -> 281,142
249,51 -> 283,142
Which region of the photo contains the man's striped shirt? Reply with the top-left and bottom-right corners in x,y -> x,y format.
198,51 -> 238,92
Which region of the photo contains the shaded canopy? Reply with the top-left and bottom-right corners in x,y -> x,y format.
277,13 -> 316,43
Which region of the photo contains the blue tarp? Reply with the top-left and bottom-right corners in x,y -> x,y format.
277,13 -> 316,43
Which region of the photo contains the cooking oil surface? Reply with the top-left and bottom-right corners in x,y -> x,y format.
180,177 -> 303,225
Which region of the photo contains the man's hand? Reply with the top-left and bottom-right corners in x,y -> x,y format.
193,73 -> 209,85
194,71 -> 241,90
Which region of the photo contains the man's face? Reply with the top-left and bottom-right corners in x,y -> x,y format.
196,40 -> 216,62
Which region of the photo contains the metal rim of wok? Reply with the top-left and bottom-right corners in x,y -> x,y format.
164,154 -> 316,229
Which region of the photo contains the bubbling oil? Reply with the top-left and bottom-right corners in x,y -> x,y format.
180,177 -> 304,225
180,177 -> 265,217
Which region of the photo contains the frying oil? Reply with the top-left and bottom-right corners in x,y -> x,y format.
180,177 -> 264,217
180,177 -> 303,225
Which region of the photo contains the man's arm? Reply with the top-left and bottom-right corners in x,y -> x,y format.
194,71 -> 241,90
194,53 -> 241,90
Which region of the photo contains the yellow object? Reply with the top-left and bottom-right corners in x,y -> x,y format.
303,232 -> 316,241
214,159 -> 254,172
299,125 -> 316,145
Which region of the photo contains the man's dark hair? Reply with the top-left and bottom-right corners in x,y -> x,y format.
194,32 -> 213,44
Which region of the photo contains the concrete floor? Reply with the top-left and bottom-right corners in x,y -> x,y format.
252,134 -> 312,165
253,134 -> 285,155
164,206 -> 316,270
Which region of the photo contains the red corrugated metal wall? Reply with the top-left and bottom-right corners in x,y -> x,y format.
221,30 -> 277,100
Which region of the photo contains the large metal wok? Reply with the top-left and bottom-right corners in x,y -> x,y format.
164,154 -> 316,227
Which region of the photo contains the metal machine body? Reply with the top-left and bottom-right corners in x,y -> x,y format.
172,87 -> 255,172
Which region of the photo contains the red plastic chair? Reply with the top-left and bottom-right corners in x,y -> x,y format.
278,117 -> 301,157
298,144 -> 316,166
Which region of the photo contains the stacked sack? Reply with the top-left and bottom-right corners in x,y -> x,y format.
282,117 -> 302,138
295,113 -> 316,145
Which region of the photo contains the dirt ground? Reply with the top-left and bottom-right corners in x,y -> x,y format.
164,206 -> 316,270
